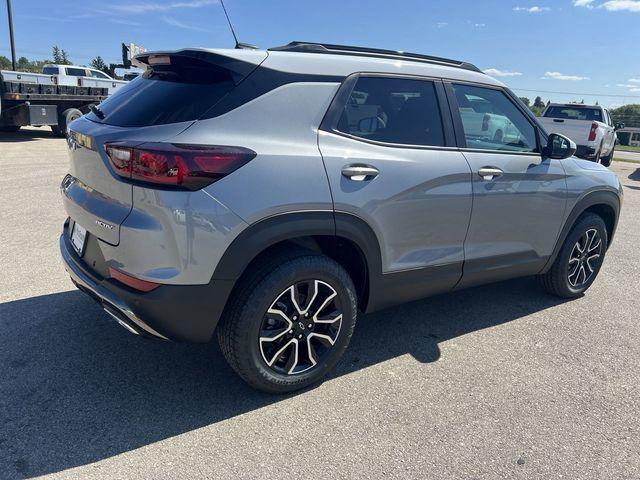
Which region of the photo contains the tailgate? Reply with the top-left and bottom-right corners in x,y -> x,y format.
540,117 -> 591,145
62,116 -> 193,245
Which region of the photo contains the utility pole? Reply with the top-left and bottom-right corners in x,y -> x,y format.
6,0 -> 17,70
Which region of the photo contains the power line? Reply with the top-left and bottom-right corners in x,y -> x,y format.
512,87 -> 640,99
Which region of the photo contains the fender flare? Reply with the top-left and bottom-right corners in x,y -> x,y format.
211,211 -> 383,288
541,189 -> 620,273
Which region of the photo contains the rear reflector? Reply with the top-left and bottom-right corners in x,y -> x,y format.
109,267 -> 161,292
105,142 -> 256,190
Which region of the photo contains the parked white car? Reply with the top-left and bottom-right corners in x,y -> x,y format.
539,104 -> 622,166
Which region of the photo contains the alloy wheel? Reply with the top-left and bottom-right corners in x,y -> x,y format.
567,228 -> 602,288
259,280 -> 343,375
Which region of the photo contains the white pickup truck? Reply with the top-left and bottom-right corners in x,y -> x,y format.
0,65 -> 127,136
539,104 -> 623,166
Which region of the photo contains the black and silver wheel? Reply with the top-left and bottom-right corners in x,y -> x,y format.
218,251 -> 357,393
539,213 -> 608,298
52,108 -> 82,138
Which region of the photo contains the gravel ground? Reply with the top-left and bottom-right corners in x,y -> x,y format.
0,127 -> 638,479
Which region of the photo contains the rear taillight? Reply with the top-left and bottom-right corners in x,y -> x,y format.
588,123 -> 598,142
104,143 -> 256,190
109,267 -> 160,292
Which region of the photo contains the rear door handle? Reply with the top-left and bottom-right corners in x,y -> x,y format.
342,165 -> 379,181
478,167 -> 503,180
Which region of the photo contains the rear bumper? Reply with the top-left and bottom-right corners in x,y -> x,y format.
575,145 -> 597,160
60,224 -> 235,343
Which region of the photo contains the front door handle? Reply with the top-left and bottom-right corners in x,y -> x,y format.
478,167 -> 504,180
342,164 -> 379,181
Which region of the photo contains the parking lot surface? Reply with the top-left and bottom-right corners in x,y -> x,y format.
1,127 -> 638,479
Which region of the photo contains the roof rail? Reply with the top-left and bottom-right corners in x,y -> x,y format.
268,41 -> 483,73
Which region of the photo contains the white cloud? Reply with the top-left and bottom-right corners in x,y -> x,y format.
436,22 -> 449,28
111,0 -> 217,14
601,0 -> 640,11
542,71 -> 590,81
474,23 -> 486,27
161,15 -> 207,31
514,6 -> 551,12
629,78 -> 640,83
484,68 -> 523,77
630,88 -> 640,92
573,0 -> 640,11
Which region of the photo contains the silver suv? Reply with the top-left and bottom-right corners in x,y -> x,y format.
60,42 -> 622,393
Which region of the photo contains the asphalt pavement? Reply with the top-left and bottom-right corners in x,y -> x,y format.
1,127 -> 638,479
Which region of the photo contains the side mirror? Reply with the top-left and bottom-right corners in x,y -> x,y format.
544,133 -> 576,160
615,122 -> 625,131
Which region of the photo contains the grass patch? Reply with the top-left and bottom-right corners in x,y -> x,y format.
614,157 -> 640,164
617,145 -> 640,153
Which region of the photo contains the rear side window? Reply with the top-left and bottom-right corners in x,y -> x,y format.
452,84 -> 538,153
88,56 -> 236,127
66,67 -> 88,77
42,66 -> 59,75
335,77 -> 445,147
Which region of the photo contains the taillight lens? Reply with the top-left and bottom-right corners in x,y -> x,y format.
105,143 -> 256,190
481,114 -> 490,132
588,123 -> 598,142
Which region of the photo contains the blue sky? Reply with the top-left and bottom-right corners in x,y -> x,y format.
2,0 -> 639,107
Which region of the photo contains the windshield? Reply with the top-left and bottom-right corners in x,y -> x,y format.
544,106 -> 603,122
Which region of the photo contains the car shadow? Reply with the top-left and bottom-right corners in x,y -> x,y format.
0,128 -> 58,143
628,168 -> 640,182
0,277 -> 565,478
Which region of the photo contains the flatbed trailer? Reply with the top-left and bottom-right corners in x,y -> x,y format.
0,71 -> 111,136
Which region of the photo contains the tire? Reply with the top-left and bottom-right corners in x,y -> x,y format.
538,213 -> 608,298
601,147 -> 614,167
0,125 -> 20,133
217,250 -> 358,393
593,142 -> 603,164
52,108 -> 82,138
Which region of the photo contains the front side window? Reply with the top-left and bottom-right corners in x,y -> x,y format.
66,67 -> 88,77
452,84 -> 538,153
335,77 -> 445,147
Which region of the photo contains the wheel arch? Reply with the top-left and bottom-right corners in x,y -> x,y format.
541,189 -> 620,274
211,211 -> 383,312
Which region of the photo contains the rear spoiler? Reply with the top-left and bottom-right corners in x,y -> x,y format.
132,48 -> 268,84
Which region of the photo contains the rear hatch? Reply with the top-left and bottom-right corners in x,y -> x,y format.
63,48 -> 267,245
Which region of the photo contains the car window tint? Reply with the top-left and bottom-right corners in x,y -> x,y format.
66,68 -> 87,77
452,84 -> 538,153
42,66 -> 59,75
90,70 -> 109,79
544,106 -> 603,122
335,77 -> 445,147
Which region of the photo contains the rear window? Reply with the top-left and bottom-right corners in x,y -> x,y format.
87,56 -> 236,127
544,106 -> 603,122
66,67 -> 88,77
42,66 -> 59,75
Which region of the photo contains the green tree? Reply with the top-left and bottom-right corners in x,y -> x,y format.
0,55 -> 12,69
533,96 -> 545,109
90,56 -> 109,74
519,97 -> 531,107
610,104 -> 640,128
52,46 -> 70,65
